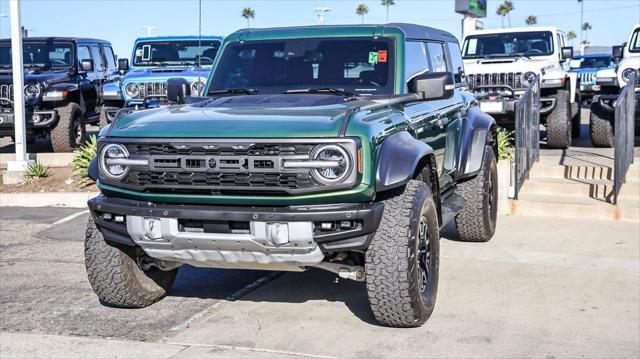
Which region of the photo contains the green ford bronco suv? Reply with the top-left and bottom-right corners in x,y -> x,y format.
85,24 -> 498,327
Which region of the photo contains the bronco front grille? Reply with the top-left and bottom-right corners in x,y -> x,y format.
100,139 -> 359,195
467,72 -> 523,91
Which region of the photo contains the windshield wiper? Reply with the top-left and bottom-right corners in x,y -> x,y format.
513,52 -> 532,60
283,88 -> 356,98
209,88 -> 258,95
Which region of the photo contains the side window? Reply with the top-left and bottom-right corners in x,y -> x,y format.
426,42 -> 447,73
405,41 -> 431,83
77,45 -> 92,63
446,42 -> 465,84
103,46 -> 117,72
91,45 -> 105,72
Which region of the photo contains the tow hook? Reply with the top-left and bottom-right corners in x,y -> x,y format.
316,262 -> 366,282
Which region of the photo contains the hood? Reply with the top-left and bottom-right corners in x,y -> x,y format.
0,69 -> 71,84
123,66 -> 210,84
463,55 -> 566,79
108,94 -> 372,138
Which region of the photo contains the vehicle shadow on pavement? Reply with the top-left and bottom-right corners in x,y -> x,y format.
169,265 -> 381,325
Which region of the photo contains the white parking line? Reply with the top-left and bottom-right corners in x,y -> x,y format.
50,209 -> 90,227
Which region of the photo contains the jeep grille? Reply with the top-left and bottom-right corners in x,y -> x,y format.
467,72 -> 523,91
579,72 -> 596,85
100,140 -> 359,195
128,81 -> 168,100
0,84 -> 14,105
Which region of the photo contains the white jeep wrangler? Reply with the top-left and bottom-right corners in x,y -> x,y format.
591,23 -> 640,147
462,27 -> 579,148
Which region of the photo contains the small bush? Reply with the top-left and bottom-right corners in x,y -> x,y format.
73,135 -> 98,186
23,162 -> 49,183
497,127 -> 515,162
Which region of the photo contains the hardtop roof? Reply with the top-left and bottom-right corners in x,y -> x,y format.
0,37 -> 111,44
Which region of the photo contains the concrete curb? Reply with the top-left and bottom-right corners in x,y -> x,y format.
0,192 -> 98,208
0,152 -> 75,168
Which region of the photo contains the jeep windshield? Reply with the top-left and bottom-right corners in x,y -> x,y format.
0,41 -> 74,70
132,40 -> 221,67
570,56 -> 612,69
208,37 -> 394,96
462,31 -> 554,59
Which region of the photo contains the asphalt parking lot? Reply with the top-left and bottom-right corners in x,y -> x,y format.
1,206 -> 638,358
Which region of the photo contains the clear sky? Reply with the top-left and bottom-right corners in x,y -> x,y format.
0,0 -> 638,58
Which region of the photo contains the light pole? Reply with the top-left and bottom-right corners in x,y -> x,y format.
314,7 -> 330,25
0,13 -> 8,38
7,0 -> 34,179
141,25 -> 156,37
578,0 -> 583,47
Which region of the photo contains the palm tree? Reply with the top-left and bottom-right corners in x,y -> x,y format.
241,7 -> 255,28
356,4 -> 369,24
525,15 -> 537,26
497,1 -> 515,27
381,0 -> 394,23
582,22 -> 592,43
567,31 -> 577,46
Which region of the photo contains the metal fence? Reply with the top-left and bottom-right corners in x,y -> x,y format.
513,76 -> 541,199
613,72 -> 637,204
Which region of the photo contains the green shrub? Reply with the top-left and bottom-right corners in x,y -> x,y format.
497,127 -> 515,162
73,135 -> 98,186
23,162 -> 49,183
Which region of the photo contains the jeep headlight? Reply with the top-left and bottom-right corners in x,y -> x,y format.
310,144 -> 351,185
99,143 -> 130,180
622,68 -> 637,82
124,82 -> 140,98
521,72 -> 537,86
24,84 -> 41,100
191,80 -> 206,96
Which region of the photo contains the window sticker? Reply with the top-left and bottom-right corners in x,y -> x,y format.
368,51 -> 379,64
142,45 -> 152,61
377,50 -> 388,63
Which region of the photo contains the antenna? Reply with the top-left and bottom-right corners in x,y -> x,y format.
313,7 -> 331,25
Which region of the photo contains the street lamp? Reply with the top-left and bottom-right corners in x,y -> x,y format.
313,7 -> 330,25
0,13 -> 8,38
141,25 -> 156,37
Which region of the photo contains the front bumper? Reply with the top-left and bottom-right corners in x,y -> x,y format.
88,195 -> 384,269
476,96 -> 556,119
0,109 -> 58,136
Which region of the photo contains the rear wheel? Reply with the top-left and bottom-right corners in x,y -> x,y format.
365,180 -> 440,327
454,146 -> 497,242
50,103 -> 86,152
546,90 -> 572,148
589,102 -> 614,147
84,217 -> 178,308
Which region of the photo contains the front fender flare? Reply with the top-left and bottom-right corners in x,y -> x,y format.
456,106 -> 496,179
375,131 -> 434,192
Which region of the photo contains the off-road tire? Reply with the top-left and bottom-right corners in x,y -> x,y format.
589,102 -> 614,147
454,146 -> 498,242
546,90 -> 572,148
84,217 -> 178,308
50,102 -> 86,152
366,180 -> 440,327
571,93 -> 581,138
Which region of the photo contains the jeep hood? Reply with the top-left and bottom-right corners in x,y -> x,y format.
0,69 -> 71,84
123,66 -> 210,83
463,56 -> 565,79
108,94 -> 371,138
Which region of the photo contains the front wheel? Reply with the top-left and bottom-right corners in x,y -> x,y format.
546,90 -> 572,148
84,218 -> 178,308
365,180 -> 440,327
50,103 -> 86,152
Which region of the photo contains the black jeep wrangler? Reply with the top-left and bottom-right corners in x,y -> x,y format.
0,37 -> 119,152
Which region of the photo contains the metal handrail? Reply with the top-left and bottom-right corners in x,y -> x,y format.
513,75 -> 541,199
613,72 -> 636,204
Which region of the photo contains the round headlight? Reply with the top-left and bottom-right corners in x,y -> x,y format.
622,68 -> 637,82
124,82 -> 140,98
24,84 -> 41,100
191,80 -> 206,96
522,71 -> 537,86
99,143 -> 129,180
310,145 -> 351,185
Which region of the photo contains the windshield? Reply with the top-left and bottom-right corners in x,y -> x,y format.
629,28 -> 640,53
133,40 -> 221,66
209,37 -> 394,96
463,31 -> 554,58
0,41 -> 74,70
571,57 -> 612,69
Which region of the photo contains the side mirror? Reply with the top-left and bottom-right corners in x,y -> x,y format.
118,58 -> 129,72
80,59 -> 94,72
167,77 -> 191,104
612,45 -> 624,61
408,72 -> 455,101
561,46 -> 574,60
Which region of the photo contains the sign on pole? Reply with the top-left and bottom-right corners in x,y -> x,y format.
455,0 -> 487,18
